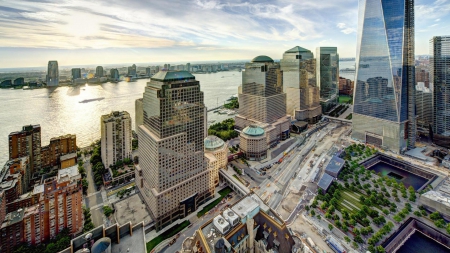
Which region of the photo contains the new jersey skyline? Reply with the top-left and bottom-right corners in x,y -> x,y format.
0,0 -> 447,68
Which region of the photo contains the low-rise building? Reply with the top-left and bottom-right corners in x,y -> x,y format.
41,134 -> 77,169
239,125 -> 267,161
324,156 -> 344,178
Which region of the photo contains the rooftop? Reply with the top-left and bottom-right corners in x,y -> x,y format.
57,165 -> 80,183
242,125 -> 265,137
318,173 -> 334,191
60,152 -> 77,161
421,191 -> 450,208
1,208 -> 25,228
151,70 -> 195,82
111,224 -> 146,253
204,135 -> 225,151
325,156 -> 345,175
285,46 -> 311,53
251,55 -> 274,63
231,195 -> 260,219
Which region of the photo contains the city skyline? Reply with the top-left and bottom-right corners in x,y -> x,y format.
0,0 -> 448,68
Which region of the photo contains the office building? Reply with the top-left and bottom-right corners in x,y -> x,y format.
13,78 -> 24,86
46,60 -> 59,86
135,98 -> 144,132
416,67 -> 430,87
339,77 -> 354,95
239,125 -> 268,161
146,67 -> 151,76
431,36 -> 450,141
110,68 -> 120,81
352,0 -> 416,153
0,80 -> 12,88
280,46 -> 322,124
0,166 -> 83,252
9,125 -> 41,174
128,64 -> 137,77
236,56 -> 290,160
135,70 -> 214,230
101,111 -> 132,169
180,193 -> 300,253
204,135 -> 228,186
41,134 -> 77,169
95,66 -> 104,78
186,63 -> 191,72
71,68 -> 81,80
316,47 -> 339,112
416,82 -> 433,130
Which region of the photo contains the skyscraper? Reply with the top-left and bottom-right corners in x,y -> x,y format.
71,68 -> 81,80
46,61 -> 59,86
352,0 -> 416,153
280,46 -> 322,124
95,66 -> 104,77
110,68 -> 120,81
100,111 -> 132,169
316,47 -> 339,112
128,64 -> 137,77
9,125 -> 41,174
135,71 -> 213,230
430,36 -> 450,147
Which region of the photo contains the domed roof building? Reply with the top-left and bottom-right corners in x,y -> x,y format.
204,135 -> 228,186
242,125 -> 265,136
91,237 -> 111,253
239,125 -> 267,161
251,55 -> 274,63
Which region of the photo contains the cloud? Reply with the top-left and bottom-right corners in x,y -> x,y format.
336,22 -> 356,34
337,23 -> 346,29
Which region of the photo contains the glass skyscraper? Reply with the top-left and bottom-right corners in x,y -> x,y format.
352,0 -> 416,153
430,36 -> 450,147
316,47 -> 339,113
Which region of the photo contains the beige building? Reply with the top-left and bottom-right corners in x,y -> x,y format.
180,193 -> 300,253
135,71 -> 214,231
101,111 -> 132,168
239,125 -> 267,161
280,46 -> 322,124
204,136 -> 228,186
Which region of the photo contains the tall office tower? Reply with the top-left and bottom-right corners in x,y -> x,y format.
13,78 -> 24,86
46,61 -> 59,86
352,0 -> 416,153
135,98 -> 143,132
146,67 -> 151,76
110,68 -> 120,81
280,46 -> 322,124
316,47 -> 339,112
128,64 -> 137,77
101,111 -> 132,169
416,82 -> 433,130
95,66 -> 104,77
41,134 -> 77,168
430,36 -> 450,147
71,68 -> 81,80
163,64 -> 168,70
9,125 -> 41,174
186,62 -> 191,72
135,71 -> 213,230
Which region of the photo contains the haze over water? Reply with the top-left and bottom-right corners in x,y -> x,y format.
0,71 -> 242,166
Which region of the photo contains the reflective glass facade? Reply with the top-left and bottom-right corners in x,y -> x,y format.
431,36 -> 450,137
316,47 -> 339,112
352,0 -> 416,152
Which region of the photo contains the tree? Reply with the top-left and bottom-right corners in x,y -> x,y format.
447,223 -> 450,235
82,179 -> 89,194
310,210 -> 316,216
354,235 -> 364,244
328,224 -> 334,231
353,228 -> 360,235
376,245 -> 386,253
317,215 -> 321,220
344,236 -> 351,243
430,212 -> 441,221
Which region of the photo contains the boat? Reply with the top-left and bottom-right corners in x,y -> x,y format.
79,97 -> 105,103
218,109 -> 228,115
208,120 -> 216,123
227,111 -> 236,116
221,76 -> 225,78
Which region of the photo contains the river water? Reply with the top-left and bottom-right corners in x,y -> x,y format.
0,71 -> 242,166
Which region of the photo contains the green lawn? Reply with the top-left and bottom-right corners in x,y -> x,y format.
147,220 -> 190,252
336,190 -> 364,214
339,95 -> 352,104
197,187 -> 232,218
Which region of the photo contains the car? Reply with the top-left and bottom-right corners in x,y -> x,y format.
262,172 -> 266,175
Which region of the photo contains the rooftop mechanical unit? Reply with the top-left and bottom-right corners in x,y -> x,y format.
213,215 -> 230,234
222,208 -> 239,226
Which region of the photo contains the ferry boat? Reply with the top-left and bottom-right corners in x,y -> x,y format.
79,97 -> 105,103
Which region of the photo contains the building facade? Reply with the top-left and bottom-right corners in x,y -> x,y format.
316,47 -> 339,113
71,68 -> 81,80
430,36 -> 450,140
135,71 -> 214,231
416,82 -> 432,130
14,78 -> 24,86
128,64 -> 137,77
352,0 -> 416,153
135,98 -> 144,132
204,135 -> 228,186
9,125 -> 41,175
95,66 -> 104,78
41,134 -> 77,169
239,125 -> 267,161
280,46 -> 322,124
339,77 -> 354,96
46,61 -> 59,86
110,68 -> 120,81
101,111 -> 132,169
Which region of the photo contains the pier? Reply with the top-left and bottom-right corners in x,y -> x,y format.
207,105 -> 224,112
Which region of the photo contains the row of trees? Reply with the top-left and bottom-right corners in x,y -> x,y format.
83,206 -> 95,232
90,144 -> 106,186
14,228 -> 71,253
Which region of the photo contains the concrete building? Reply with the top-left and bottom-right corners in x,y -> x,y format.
280,46 -> 322,124
416,67 -> 430,88
95,66 -> 104,78
135,98 -> 143,132
101,111 -> 132,169
46,60 -> 59,86
352,0 -> 416,153
0,191 -> 5,225
431,36 -> 450,144
9,125 -> 41,174
128,64 -> 137,77
419,191 -> 450,220
0,157 -> 30,204
316,47 -> 339,113
0,166 -> 83,252
204,135 -> 228,186
146,67 -> 151,76
186,63 -> 191,72
236,55 -> 291,157
180,193 -> 300,253
110,68 -> 119,81
13,78 -> 24,86
239,125 -> 267,161
416,82 -> 433,130
338,77 -> 354,96
135,70 -> 214,231
71,68 -> 82,80
41,134 -> 77,169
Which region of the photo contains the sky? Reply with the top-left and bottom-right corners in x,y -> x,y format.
0,0 -> 448,68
